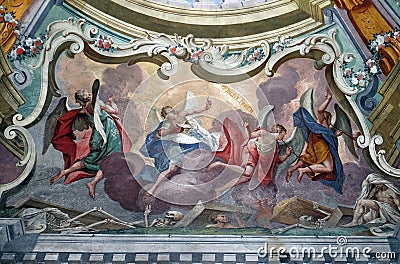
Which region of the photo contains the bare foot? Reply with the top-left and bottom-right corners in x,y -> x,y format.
207,161 -> 224,171
86,182 -> 96,199
50,170 -> 65,185
286,169 -> 293,183
342,221 -> 359,228
297,168 -> 305,183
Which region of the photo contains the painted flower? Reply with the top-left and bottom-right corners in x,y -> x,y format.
356,71 -> 366,80
175,46 -> 185,56
0,6 -> 5,15
25,37 -> 33,47
370,65 -> 378,74
15,45 -> 25,56
30,45 -> 39,54
358,79 -> 366,87
375,35 -> 386,50
248,49 -> 262,62
9,49 -> 17,59
376,35 -> 385,45
169,46 -> 185,56
169,46 -> 176,53
4,13 -> 14,22
103,38 -> 112,50
344,68 -> 352,76
384,34 -> 391,43
365,59 -> 375,68
351,77 -> 359,86
13,29 -> 20,37
394,30 -> 400,41
95,38 -> 103,48
191,50 -> 203,61
34,37 -> 43,47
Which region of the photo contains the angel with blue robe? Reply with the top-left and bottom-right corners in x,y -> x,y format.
286,90 -> 358,194
140,95 -> 220,196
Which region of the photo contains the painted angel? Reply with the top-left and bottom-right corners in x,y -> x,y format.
286,88 -> 358,194
140,92 -> 219,196
206,104 -> 301,199
42,79 -> 132,199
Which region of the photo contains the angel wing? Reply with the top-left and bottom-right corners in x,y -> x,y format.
147,106 -> 163,132
274,88 -> 315,178
257,104 -> 274,129
42,97 -> 69,155
333,103 -> 358,159
92,79 -> 107,145
275,127 -> 304,178
300,88 -> 317,121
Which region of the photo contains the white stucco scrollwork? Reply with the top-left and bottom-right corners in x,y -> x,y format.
0,125 -> 36,198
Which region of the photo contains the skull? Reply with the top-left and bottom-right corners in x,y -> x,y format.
299,215 -> 314,226
165,211 -> 184,221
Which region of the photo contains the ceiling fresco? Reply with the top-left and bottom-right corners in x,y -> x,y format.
0,0 -> 399,262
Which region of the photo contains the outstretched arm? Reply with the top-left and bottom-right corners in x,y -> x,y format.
317,90 -> 332,122
179,97 -> 212,117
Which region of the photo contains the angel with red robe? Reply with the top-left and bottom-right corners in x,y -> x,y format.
43,79 -> 132,199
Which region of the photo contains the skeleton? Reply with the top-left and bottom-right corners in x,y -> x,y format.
144,205 -> 184,227
272,203 -> 332,234
17,207 -> 85,233
46,206 -> 142,234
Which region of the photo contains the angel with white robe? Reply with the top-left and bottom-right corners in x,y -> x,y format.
43,79 -> 132,199
140,94 -> 219,196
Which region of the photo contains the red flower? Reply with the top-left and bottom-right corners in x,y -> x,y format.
30,46 -> 39,54
170,47 -> 177,54
191,50 -> 203,61
96,39 -> 103,48
103,40 -> 111,50
16,46 -> 25,55
34,38 -> 43,47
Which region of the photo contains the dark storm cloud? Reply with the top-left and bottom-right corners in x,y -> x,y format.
257,64 -> 299,122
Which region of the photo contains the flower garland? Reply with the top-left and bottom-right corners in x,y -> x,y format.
1,5 -> 46,62
0,5 -> 20,36
271,35 -> 292,54
94,35 -> 115,52
341,28 -> 399,89
7,33 -> 45,62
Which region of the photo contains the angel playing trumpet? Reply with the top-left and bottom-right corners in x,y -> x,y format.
286,88 -> 359,194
